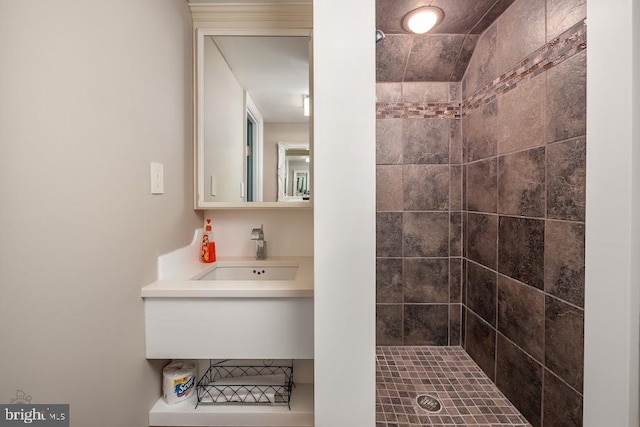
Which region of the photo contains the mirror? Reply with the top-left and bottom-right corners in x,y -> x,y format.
195,30 -> 312,208
277,142 -> 310,201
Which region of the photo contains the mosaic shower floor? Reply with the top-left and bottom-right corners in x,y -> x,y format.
376,346 -> 531,427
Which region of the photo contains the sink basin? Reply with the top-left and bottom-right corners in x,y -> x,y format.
197,265 -> 298,281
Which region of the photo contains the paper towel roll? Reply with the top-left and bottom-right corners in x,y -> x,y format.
162,361 -> 197,404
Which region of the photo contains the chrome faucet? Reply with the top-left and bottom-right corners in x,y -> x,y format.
250,224 -> 267,260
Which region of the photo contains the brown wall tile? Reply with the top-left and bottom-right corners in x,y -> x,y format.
450,212 -> 462,257
377,258 -> 403,304
450,304 -> 461,345
546,51 -> 586,143
496,335 -> 543,427
464,309 -> 496,380
377,119 -> 403,165
467,213 -> 498,269
449,82 -> 461,102
547,138 -> 586,221
403,119 -> 450,164
404,258 -> 449,304
376,82 -> 401,103
496,0 -> 545,74
377,165 -> 403,211
462,165 -> 468,210
467,262 -> 497,326
547,0 -> 586,40
376,34 -> 411,82
451,35 -> 480,81
401,82 -> 450,102
545,296 -> 584,392
467,158 -> 497,213
450,258 -> 462,303
404,35 -> 467,82
497,275 -> 544,362
403,164 -> 450,211
463,24 -> 497,98
377,212 -> 403,257
497,75 -> 546,154
377,304 -> 403,345
450,165 -> 463,211
498,147 -> 546,217
404,304 -> 449,345
545,220 -> 585,307
450,120 -> 463,164
498,216 -> 545,289
461,304 -> 467,347
464,101 -> 497,161
470,0 -> 516,34
461,76 -> 468,105
462,259 -> 468,306
543,369 -> 583,427
455,5 -> 587,425
403,212 -> 450,257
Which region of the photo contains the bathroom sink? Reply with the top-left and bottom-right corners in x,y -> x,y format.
197,265 -> 298,281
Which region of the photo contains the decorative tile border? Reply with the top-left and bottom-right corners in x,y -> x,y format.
376,102 -> 462,120
464,19 -> 586,113
375,19 -> 586,119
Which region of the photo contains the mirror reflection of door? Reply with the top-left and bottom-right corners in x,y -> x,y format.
277,141 -> 309,201
294,170 -> 309,196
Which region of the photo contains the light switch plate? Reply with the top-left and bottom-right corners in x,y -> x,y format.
150,162 -> 164,194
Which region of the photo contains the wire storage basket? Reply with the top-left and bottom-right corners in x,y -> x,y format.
196,360 -> 294,409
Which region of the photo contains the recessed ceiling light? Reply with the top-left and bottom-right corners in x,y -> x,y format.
402,6 -> 444,34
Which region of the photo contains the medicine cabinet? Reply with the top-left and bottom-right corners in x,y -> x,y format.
191,2 -> 313,209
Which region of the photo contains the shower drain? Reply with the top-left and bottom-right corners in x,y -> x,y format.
415,394 -> 443,413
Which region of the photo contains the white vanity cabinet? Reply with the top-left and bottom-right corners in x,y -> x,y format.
142,255 -> 315,426
142,256 -> 314,359
144,296 -> 313,359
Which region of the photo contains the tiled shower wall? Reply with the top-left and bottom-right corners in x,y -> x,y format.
376,82 -> 463,346
375,0 -> 587,425
460,1 -> 586,426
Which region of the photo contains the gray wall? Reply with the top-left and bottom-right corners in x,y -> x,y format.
0,1 -> 200,425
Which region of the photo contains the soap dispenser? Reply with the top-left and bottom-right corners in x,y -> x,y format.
201,218 -> 216,263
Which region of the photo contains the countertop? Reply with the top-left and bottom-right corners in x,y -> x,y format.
140,256 -> 313,298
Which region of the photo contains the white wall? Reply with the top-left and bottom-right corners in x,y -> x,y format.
203,37 -> 245,202
0,1 -> 200,425
313,0 -> 376,424
203,209 -> 313,257
584,0 -> 640,425
264,122 -> 309,202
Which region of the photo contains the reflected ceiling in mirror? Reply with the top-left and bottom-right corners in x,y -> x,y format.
196,32 -> 311,208
212,36 -> 309,123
